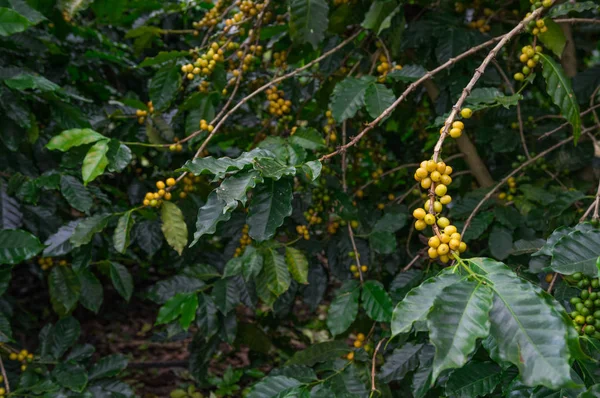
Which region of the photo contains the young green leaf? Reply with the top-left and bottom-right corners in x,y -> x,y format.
46,128 -> 107,152
539,53 -> 581,143
156,292 -> 198,328
160,201 -> 188,255
82,139 -> 110,185
428,280 -> 493,381
192,191 -> 232,245
285,247 -> 309,284
538,19 -> 566,58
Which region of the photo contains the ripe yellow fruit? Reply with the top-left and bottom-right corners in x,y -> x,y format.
444,166 -> 453,175
437,243 -> 449,255
361,265 -> 368,272
444,225 -> 458,235
416,168 -> 428,178
440,233 -> 451,244
434,184 -> 447,196
452,121 -> 464,130
156,181 -> 165,189
353,340 -> 363,348
428,236 -> 441,248
420,178 -> 432,189
424,214 -> 435,225
357,333 -> 366,341
460,108 -> 473,118
449,128 -> 462,138
440,175 -> 452,186
350,265 -> 358,272
413,208 -> 426,219
440,255 -> 450,263
436,162 -> 446,173
415,220 -> 427,230
449,239 -> 460,250
428,247 -> 439,259
347,352 -> 355,360
166,178 -> 176,186
459,242 -> 467,252
437,217 -> 450,228
440,195 -> 452,205
425,160 -> 437,172
430,171 -> 441,182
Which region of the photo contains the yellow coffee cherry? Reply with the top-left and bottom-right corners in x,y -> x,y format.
361,265 -> 368,272
415,168 -> 428,179
166,178 -> 176,186
440,255 -> 450,263
460,108 -> 473,118
434,184 -> 447,196
413,208 -> 426,219
353,340 -> 363,348
428,236 -> 441,248
440,175 -> 452,186
425,160 -> 437,172
350,265 -> 358,272
430,171 -> 441,182
437,217 -> 450,229
415,220 -> 427,230
437,243 -> 449,255
450,128 -> 462,138
444,225 -> 458,235
424,214 -> 435,225
459,242 -> 467,252
452,121 -> 464,130
428,247 -> 439,259
440,234 -> 451,244
440,195 -> 452,205
347,352 -> 355,360
449,239 -> 461,250
420,178 -> 432,189
444,166 -> 453,175
357,333 -> 366,341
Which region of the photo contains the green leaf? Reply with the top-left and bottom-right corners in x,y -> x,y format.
160,201 -> 188,255
212,278 -> 240,315
148,63 -> 182,111
428,280 -> 493,381
379,343 -> 423,382
88,354 -> 128,380
82,139 -> 110,185
550,229 -> 600,277
3,74 -> 59,91
77,269 -> 103,314
139,50 -> 189,67
361,0 -> 401,35
391,271 -> 461,336
180,148 -> 273,179
42,316 -> 80,361
436,28 -> 470,64
259,248 -> 291,297
488,226 -> 513,261
106,140 -> 132,172
113,210 -> 134,254
362,280 -> 393,322
0,7 -> 32,36
7,0 -> 45,24
217,171 -> 263,212
370,231 -> 396,254
301,160 -> 322,181
60,175 -> 93,213
48,266 -> 81,315
330,76 -> 375,122
412,345 -> 435,398
538,18 -> 566,58
289,127 -> 325,150
539,53 -> 581,143
388,64 -> 427,83
253,158 -> 296,180
285,247 -> 309,284
327,280 -> 360,337
247,375 -> 302,398
192,192 -> 232,245
43,221 -> 79,257
286,341 -> 349,366
288,0 -> 329,49
548,1 -> 598,17
0,229 -> 43,264
0,184 -> 21,230
486,271 -> 575,388
156,292 -> 198,328
248,178 -> 293,242
53,362 -> 88,392
46,129 -> 107,152
444,361 -> 502,398
109,262 -> 133,301
364,83 -> 395,120
70,214 -> 111,248
0,311 -> 13,343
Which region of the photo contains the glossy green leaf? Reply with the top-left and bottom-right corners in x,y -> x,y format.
301,160 -> 322,181
60,175 -> 93,213
211,278 -> 239,315
248,178 -> 293,242
288,0 -> 329,49
445,361 -> 502,398
42,316 -> 80,361
364,83 -> 395,120
391,271 -> 461,336
180,148 -> 273,179
362,0 -> 401,34
0,7 -> 32,36
0,184 -> 21,229
411,345 -> 435,398
370,230 -> 396,254
77,269 -> 103,314
286,340 -> 349,366
192,191 -> 233,245
362,280 -> 393,322
289,127 -> 325,150
327,280 -> 360,337
106,141 -> 132,172
428,280 -> 493,381
258,247 -> 291,297
548,1 -> 598,17
253,158 -> 296,180
160,201 -> 188,255
113,210 -> 134,254
48,266 -> 81,315
538,18 -> 566,58
550,229 -> 600,277
53,362 -> 88,392
109,262 -> 133,302
379,342 -> 423,382
82,139 -> 110,184
388,64 -> 427,83
156,292 -> 198,328
88,354 -> 128,380
285,247 -> 309,284
0,229 -> 43,264
217,170 -> 263,212
488,226 -> 513,260
247,375 -> 302,398
539,53 -> 581,143
330,76 -> 375,123
70,214 -> 112,248
148,63 -> 181,110
46,128 -> 106,152
139,50 -> 189,67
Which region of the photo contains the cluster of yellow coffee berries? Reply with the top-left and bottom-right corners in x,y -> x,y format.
198,81 -> 210,93
169,137 -> 183,152
135,101 -> 154,124
440,120 -> 465,139
272,51 -> 287,68
375,54 -> 402,82
467,18 -> 491,33
326,220 -> 341,235
10,349 -> 33,371
304,209 -> 323,226
424,224 -> 467,263
236,49 -> 258,72
498,176 -> 517,201
179,173 -> 201,199
199,119 -> 215,132
143,179 -> 175,207
352,332 -> 366,349
234,225 -> 252,257
194,0 -> 223,28
323,110 -> 337,142
514,45 -> 542,81
350,263 -> 368,279
182,44 -> 224,80
266,86 -> 292,116
295,225 -> 310,240
37,257 -> 67,271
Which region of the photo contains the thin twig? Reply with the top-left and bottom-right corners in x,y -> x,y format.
547,273 -> 558,294
538,103 -> 600,140
462,125 -> 599,236
370,339 -> 385,396
554,18 -> 600,24
320,33 -> 508,161
402,254 -> 421,272
0,356 -> 9,394
492,59 -> 530,159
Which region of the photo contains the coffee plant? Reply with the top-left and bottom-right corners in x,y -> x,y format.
0,0 -> 600,396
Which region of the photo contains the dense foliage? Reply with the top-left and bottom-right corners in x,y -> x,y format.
1,0 -> 600,396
